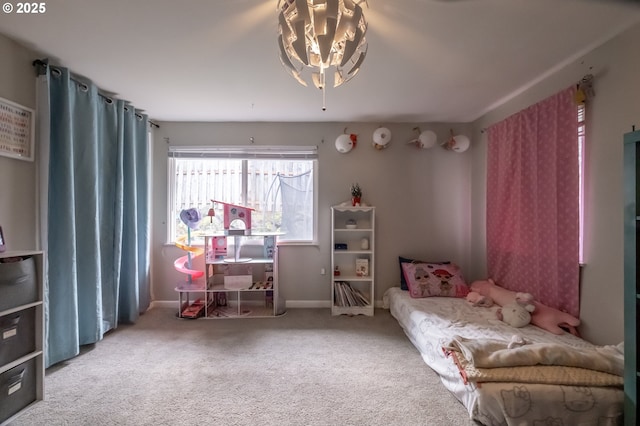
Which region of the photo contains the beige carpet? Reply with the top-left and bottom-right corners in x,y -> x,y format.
11,308 -> 476,426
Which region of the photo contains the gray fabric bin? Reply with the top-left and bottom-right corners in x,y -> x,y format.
0,357 -> 36,424
0,257 -> 38,312
0,307 -> 36,366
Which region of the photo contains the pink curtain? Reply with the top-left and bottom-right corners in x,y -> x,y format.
486,86 -> 579,317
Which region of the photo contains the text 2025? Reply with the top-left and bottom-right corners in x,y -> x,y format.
16,2 -> 46,13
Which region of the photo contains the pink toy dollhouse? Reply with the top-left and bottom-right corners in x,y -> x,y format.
211,200 -> 255,231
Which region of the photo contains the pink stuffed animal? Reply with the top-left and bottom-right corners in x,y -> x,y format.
470,279 -> 532,306
530,301 -> 580,336
470,278 -> 580,336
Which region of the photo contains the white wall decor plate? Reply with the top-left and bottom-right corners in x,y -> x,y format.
372,127 -> 391,149
0,96 -> 35,161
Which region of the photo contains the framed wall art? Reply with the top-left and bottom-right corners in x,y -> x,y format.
0,96 -> 35,161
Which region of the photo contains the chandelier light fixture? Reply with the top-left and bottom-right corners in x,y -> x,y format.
277,0 -> 368,111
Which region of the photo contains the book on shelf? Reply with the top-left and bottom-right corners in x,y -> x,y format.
333,281 -> 370,307
334,281 -> 345,306
355,258 -> 369,277
343,283 -> 357,306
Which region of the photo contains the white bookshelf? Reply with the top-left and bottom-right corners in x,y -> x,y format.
330,206 -> 375,316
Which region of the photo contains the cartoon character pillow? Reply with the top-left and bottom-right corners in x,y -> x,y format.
401,262 -> 469,298
398,256 -> 450,290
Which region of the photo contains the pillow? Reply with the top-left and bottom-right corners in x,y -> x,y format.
401,262 -> 469,298
398,256 -> 450,290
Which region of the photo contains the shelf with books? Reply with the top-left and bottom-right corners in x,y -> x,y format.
330,206 -> 375,316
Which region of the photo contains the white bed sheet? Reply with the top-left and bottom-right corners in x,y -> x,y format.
383,287 -> 623,426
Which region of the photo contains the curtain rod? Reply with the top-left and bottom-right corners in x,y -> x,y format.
32,59 -> 160,129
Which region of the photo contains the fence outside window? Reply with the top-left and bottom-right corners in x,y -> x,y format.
168,146 -> 317,244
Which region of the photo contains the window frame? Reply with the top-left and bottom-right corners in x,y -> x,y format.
578,102 -> 585,265
166,145 -> 318,246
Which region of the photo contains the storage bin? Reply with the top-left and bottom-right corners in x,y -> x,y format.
0,357 -> 36,424
0,257 -> 37,312
0,307 -> 36,366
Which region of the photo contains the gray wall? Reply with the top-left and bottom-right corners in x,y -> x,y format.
151,122 -> 473,305
471,22 -> 640,345
3,19 -> 638,345
0,34 -> 37,250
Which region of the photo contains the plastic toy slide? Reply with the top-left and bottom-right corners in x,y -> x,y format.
174,235 -> 204,280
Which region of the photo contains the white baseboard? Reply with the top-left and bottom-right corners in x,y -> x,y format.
286,300 -> 384,308
150,299 -> 382,310
286,300 -> 331,308
150,300 -> 177,309
150,299 -> 331,309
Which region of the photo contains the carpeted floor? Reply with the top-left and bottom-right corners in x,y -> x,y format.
10,308 -> 476,426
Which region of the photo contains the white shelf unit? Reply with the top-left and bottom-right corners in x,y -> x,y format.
175,232 -> 284,319
331,206 -> 375,316
0,250 -> 44,426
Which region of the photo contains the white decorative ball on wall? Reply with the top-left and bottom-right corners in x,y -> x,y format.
410,130 -> 437,149
450,135 -> 471,152
335,134 -> 356,153
372,127 -> 392,150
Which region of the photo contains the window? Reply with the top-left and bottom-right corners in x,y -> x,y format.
168,146 -> 317,244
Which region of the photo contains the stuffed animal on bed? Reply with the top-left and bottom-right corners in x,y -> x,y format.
529,301 -> 581,336
470,278 -> 581,336
465,291 -> 494,307
497,300 -> 535,328
470,279 -> 532,306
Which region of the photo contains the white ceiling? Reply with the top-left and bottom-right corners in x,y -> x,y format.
1,0 -> 639,123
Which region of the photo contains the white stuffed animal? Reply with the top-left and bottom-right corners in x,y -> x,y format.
497,300 -> 535,328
